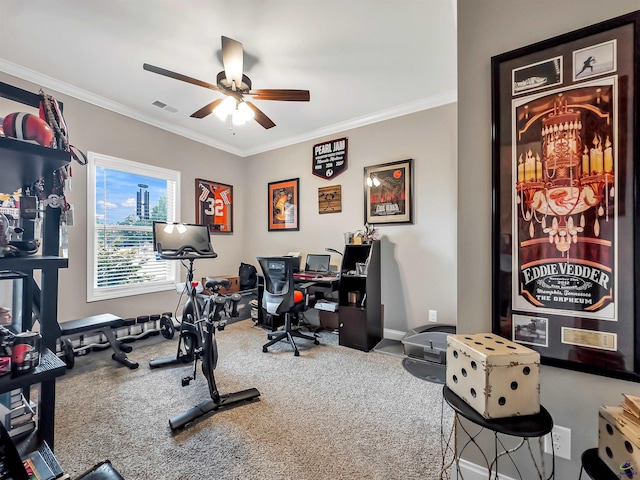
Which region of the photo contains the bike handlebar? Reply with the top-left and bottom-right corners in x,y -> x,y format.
157,243 -> 218,260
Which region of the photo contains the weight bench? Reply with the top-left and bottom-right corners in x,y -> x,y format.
60,314 -> 139,369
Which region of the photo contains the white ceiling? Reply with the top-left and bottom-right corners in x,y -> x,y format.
0,0 -> 457,157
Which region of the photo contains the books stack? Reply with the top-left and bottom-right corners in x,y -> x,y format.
621,393 -> 640,428
23,449 -> 55,480
0,389 -> 36,439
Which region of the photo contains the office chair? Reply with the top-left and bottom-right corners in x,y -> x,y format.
257,256 -> 320,356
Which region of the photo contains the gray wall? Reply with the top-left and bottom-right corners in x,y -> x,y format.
0,72 -> 458,336
243,105 -> 458,333
0,71 -> 245,322
458,1 -> 640,477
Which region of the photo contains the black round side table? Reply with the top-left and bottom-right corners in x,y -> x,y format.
443,385 -> 555,479
579,448 -> 618,479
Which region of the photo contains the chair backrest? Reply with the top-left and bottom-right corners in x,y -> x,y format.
257,257 -> 296,315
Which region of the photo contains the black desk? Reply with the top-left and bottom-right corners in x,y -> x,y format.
580,448 -> 618,480
443,385 -> 554,479
256,275 -> 339,330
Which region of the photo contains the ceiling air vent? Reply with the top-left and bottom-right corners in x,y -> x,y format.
152,100 -> 178,113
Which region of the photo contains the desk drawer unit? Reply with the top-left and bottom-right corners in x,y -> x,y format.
339,306 -> 369,351
446,333 -> 540,419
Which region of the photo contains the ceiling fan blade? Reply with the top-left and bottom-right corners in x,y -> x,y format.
190,99 -> 224,119
248,89 -> 310,101
221,36 -> 244,90
246,102 -> 276,129
143,63 -> 222,93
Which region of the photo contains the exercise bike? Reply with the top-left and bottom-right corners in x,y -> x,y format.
149,222 -> 260,431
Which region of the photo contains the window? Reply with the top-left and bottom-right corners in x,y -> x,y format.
87,152 -> 180,302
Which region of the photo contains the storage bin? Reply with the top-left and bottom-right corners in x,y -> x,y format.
446,333 -> 540,419
403,330 -> 450,364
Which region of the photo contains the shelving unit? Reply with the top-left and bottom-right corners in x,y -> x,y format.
0,81 -> 70,465
338,241 -> 381,351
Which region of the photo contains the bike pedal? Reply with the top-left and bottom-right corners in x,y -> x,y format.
181,376 -> 192,387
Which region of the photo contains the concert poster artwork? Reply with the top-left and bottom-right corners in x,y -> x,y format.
195,178 -> 233,233
491,11 -> 640,381
268,178 -> 299,231
364,159 -> 413,225
512,80 -> 617,322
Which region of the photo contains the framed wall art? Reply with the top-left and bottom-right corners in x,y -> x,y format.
318,185 -> 342,214
364,159 -> 413,225
195,178 -> 233,233
491,11 -> 640,381
268,178 -> 299,231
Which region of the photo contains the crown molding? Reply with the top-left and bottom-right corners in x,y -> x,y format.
0,59 -> 244,156
1,58 -> 456,158
241,90 -> 457,157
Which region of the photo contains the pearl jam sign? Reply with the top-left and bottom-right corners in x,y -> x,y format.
312,137 -> 348,179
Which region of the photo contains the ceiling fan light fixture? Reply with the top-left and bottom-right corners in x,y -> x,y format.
238,101 -> 254,121
213,96 -> 236,120
232,108 -> 246,126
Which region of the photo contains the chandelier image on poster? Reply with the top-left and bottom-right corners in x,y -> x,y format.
512,80 -> 617,321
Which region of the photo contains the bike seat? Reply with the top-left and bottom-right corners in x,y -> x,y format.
205,276 -> 231,290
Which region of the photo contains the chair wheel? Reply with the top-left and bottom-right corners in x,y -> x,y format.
263,347 -> 268,353
314,339 -> 320,345
294,350 -> 300,356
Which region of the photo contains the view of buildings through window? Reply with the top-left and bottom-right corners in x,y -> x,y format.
88,152 -> 180,301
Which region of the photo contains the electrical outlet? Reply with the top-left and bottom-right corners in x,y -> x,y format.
428,310 -> 437,323
544,425 -> 571,460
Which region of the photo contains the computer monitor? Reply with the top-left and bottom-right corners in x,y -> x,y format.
284,255 -> 301,272
152,222 -> 216,256
305,254 -> 331,273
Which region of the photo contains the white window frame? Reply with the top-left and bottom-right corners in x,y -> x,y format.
87,152 -> 181,302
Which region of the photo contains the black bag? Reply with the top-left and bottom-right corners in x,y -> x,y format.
239,262 -> 257,290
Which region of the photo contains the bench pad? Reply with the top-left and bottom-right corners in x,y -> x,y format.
61,314 -> 123,336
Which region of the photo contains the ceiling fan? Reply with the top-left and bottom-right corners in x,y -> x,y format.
143,36 -> 310,129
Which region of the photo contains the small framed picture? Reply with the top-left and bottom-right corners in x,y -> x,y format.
318,185 -> 342,214
268,178 -> 299,231
364,159 -> 413,225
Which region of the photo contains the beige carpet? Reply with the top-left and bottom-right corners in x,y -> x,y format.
53,320 -> 454,480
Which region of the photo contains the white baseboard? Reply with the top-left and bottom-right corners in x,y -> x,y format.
451,459 -> 517,480
384,328 -> 406,341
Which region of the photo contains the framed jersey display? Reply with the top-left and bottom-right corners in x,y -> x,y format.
195,178 -> 233,233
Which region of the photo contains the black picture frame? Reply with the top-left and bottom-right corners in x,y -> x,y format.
364,159 -> 413,225
195,178 -> 233,233
491,11 -> 640,381
268,178 -> 299,231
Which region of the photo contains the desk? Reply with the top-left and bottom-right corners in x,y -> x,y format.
443,385 -> 554,479
255,275 -> 339,330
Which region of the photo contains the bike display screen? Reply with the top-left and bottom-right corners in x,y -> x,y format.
153,222 -> 215,256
